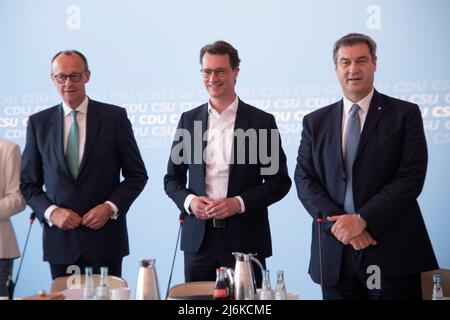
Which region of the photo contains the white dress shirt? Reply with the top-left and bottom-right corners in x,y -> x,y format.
44,96 -> 118,226
341,88 -> 374,154
184,96 -> 245,214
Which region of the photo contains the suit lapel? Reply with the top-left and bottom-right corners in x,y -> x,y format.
200,104 -> 208,160
356,90 -> 386,159
195,104 -> 208,195
228,100 -> 251,188
50,105 -> 72,177
331,100 -> 345,172
78,100 -> 100,176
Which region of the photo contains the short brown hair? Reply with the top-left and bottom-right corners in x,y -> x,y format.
333,33 -> 377,65
199,40 -> 240,69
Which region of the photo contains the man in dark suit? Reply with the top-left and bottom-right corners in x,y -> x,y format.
295,33 -> 438,299
164,41 -> 291,285
20,50 -> 148,279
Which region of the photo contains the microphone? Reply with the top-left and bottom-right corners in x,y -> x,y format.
165,212 -> 185,299
6,212 -> 36,300
316,214 -> 324,293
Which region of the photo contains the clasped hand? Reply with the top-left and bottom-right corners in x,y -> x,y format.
51,203 -> 113,230
327,214 -> 377,250
190,196 -> 241,219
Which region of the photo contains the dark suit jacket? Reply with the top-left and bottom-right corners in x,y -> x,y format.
164,99 -> 291,258
294,90 -> 438,287
20,99 -> 148,264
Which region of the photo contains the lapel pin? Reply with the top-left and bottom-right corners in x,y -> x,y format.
378,106 -> 382,110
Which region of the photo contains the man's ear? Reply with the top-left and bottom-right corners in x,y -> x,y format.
84,70 -> 91,83
233,67 -> 239,84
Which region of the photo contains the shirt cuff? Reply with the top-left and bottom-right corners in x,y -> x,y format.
105,201 -> 119,220
184,194 -> 196,214
44,205 -> 59,227
235,196 -> 245,214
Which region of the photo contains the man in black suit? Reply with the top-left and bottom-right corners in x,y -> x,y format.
295,33 -> 438,299
21,50 -> 148,279
164,41 -> 291,285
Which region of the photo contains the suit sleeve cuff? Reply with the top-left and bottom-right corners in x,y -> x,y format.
105,201 -> 119,220
235,196 -> 245,214
44,205 -> 58,227
357,214 -> 368,229
184,194 -> 196,214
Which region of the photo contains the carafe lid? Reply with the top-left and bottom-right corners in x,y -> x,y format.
140,259 -> 156,267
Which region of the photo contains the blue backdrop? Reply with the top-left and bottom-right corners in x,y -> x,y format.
1,0 -> 449,299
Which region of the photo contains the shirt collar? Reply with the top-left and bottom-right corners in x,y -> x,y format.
342,88 -> 374,115
208,95 -> 239,117
62,96 -> 89,116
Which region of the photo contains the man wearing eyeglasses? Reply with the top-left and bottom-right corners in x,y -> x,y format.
20,50 -> 148,279
164,41 -> 291,286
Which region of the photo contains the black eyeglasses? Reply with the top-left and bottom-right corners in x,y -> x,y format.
52,71 -> 86,84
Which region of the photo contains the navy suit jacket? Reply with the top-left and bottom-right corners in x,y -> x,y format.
294,90 -> 438,287
164,100 -> 291,258
21,99 -> 148,264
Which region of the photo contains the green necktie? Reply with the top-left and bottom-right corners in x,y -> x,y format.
66,110 -> 79,178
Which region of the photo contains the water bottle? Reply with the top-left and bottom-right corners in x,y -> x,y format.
96,266 -> 110,300
82,267 -> 95,300
259,269 -> 274,300
432,274 -> 443,300
220,267 -> 234,300
274,270 -> 287,300
213,268 -> 229,300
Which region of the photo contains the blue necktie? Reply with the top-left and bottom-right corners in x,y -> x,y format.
66,110 -> 79,178
343,104 -> 361,213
